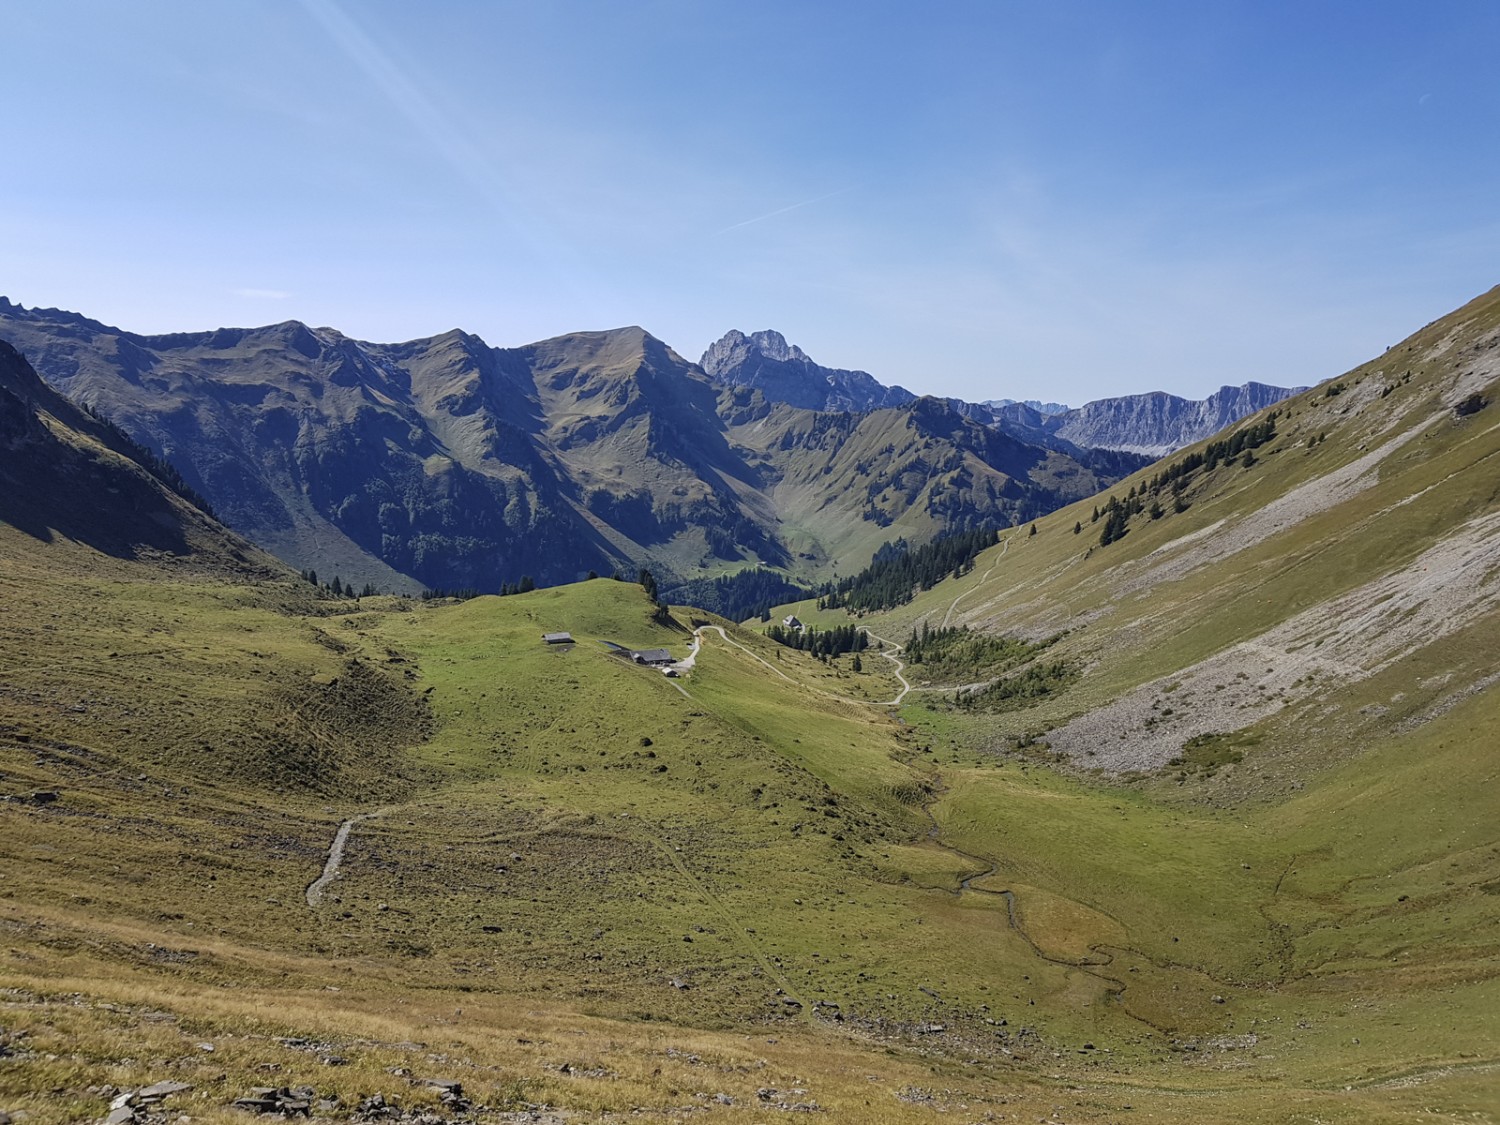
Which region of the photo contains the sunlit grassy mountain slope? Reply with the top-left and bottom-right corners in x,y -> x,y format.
3,293 -> 1497,1123
0,298 -> 1145,596
842,284 -> 1500,785
722,391 -> 1146,576
767,285 -> 1500,1115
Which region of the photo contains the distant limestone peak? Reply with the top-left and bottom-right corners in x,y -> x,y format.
700,329 -> 915,414
742,329 -> 809,365
702,329 -> 808,376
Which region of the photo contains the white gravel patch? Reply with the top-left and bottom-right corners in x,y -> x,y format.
1048,507 -> 1500,772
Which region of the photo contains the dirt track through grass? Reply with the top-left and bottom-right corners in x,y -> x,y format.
305,810 -> 386,907
942,534 -> 1009,628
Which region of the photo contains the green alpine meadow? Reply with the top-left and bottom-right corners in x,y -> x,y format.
2,282 -> 1498,1122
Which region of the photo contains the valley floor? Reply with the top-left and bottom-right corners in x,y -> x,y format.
2,553 -> 1497,1123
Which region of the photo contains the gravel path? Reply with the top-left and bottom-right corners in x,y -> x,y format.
306,811 -> 385,907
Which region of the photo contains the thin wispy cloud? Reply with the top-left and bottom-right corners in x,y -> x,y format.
713,188 -> 855,237
295,0 -> 604,315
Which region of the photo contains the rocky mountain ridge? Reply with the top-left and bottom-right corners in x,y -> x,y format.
701,325 -> 1303,457
700,328 -> 919,413
0,299 -> 1146,593
1024,381 -> 1308,457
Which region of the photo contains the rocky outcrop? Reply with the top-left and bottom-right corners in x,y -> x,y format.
1042,382 -> 1305,457
701,329 -> 917,413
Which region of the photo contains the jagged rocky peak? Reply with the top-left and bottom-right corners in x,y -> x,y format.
702,329 -> 795,376
700,328 -> 916,414
986,397 -> 1070,416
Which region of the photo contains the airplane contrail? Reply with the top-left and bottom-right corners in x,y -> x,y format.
713,187 -> 855,236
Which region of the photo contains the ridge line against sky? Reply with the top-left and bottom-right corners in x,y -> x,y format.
4,1 -> 1499,403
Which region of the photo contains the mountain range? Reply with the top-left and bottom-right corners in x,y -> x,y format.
990,381 -> 1308,457
701,326 -> 1302,456
0,299 -> 1147,593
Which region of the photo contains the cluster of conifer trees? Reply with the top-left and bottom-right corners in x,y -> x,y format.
953,659 -> 1076,710
662,567 -> 812,623
1092,411 -> 1281,547
818,526 -> 1000,613
300,569 -> 383,598
903,622 -> 1044,677
764,623 -> 869,657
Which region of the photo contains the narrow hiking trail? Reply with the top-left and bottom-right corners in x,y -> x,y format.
857,627 -> 911,705
941,534 -> 1009,629
693,624 -> 912,706
306,811 -> 386,907
649,836 -> 815,1023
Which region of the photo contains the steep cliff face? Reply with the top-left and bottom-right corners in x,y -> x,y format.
1046,382 -> 1305,456
0,339 -> 277,571
701,329 -> 918,413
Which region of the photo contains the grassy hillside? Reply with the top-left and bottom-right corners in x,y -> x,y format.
4,292 -> 1500,1122
3,560 -> 1494,1121
759,285 -> 1500,1114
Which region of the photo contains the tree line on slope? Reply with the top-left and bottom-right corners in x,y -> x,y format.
763,622 -> 870,658
818,526 -> 1001,614
1092,411 -> 1280,547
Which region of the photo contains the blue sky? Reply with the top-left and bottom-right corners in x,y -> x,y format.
5,1 -> 1498,404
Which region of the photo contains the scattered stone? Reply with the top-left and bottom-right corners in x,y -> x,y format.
138,1081 -> 194,1100
232,1085 -> 315,1116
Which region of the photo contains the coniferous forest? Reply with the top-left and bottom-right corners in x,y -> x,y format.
764,622 -> 870,657
662,568 -> 813,623
820,526 -> 1000,613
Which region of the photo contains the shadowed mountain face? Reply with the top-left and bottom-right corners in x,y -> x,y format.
0,300 -> 1148,591
0,339 -> 276,572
